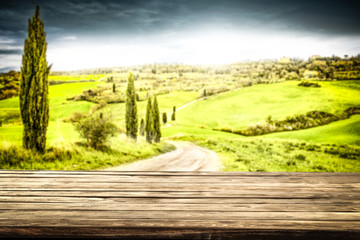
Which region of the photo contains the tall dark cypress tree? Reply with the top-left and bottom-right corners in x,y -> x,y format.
20,6 -> 51,153
125,72 -> 138,140
139,118 -> 145,136
145,96 -> 153,143
152,96 -> 161,143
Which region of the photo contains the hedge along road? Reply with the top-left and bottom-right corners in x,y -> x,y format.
106,141 -> 221,171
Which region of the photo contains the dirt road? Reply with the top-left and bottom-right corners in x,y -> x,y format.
106,141 -> 221,171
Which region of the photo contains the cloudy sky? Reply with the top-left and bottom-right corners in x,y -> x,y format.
0,0 -> 359,71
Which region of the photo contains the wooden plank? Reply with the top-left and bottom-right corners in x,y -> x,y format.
1,191 -> 359,200
1,202 -> 359,212
0,171 -> 359,239
3,196 -> 360,205
1,227 -> 360,240
1,219 -> 360,231
2,209 -> 360,221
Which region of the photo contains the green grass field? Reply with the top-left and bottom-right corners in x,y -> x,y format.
264,115 -> 360,145
1,78 -> 359,171
163,80 -> 360,172
177,81 -> 360,129
49,74 -> 106,82
0,81 -> 197,170
0,137 -> 175,170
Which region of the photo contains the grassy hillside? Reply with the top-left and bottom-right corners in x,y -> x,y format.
0,84 -> 198,146
177,81 -> 360,129
163,80 -> 360,172
0,77 -> 198,170
264,115 -> 360,145
0,137 -> 174,170
1,69 -> 359,172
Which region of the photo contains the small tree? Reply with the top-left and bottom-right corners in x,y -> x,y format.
152,96 -> 161,143
112,83 -> 116,93
139,118 -> 145,136
73,113 -> 117,149
171,106 -> 176,121
125,72 -> 138,140
162,112 -> 167,124
145,97 -> 153,143
20,6 -> 51,153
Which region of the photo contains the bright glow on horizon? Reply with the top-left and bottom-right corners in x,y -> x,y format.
45,29 -> 360,71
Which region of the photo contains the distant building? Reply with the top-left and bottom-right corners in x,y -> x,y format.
304,70 -> 319,79
280,57 -> 291,63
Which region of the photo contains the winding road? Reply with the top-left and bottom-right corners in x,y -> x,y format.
106,141 -> 221,171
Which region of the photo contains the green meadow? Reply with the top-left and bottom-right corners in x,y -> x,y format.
176,81 -> 360,129
163,80 -> 360,172
0,74 -> 359,171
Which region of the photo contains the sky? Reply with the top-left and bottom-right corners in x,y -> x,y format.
0,0 -> 359,72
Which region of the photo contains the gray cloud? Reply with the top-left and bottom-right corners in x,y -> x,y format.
0,49 -> 23,55
2,0 -> 360,39
0,0 -> 359,71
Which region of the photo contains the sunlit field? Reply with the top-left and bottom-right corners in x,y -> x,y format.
1,63 -> 360,171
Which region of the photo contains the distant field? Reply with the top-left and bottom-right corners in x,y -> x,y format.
177,81 -> 360,129
264,115 -> 360,145
49,74 -> 106,82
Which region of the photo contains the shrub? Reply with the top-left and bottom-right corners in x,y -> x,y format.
89,100 -> 107,115
294,154 -> 306,161
73,113 -> 118,149
63,111 -> 86,123
298,81 -> 321,88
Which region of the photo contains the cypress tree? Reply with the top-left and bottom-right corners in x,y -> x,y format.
139,118 -> 145,136
20,6 -> 51,153
145,96 -> 153,143
112,83 -> 116,93
162,112 -> 167,124
125,72 -> 138,140
171,106 -> 176,121
152,96 -> 161,143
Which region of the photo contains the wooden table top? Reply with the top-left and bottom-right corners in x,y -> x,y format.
0,170 -> 359,239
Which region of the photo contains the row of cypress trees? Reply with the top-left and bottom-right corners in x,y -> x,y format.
144,96 -> 161,143
125,71 -> 161,143
20,6 -> 162,154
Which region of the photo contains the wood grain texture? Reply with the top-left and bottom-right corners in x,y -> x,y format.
0,170 -> 359,239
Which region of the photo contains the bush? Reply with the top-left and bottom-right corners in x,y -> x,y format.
73,113 -> 118,149
63,111 -> 86,123
298,81 -> 321,88
89,100 -> 107,115
294,154 -> 306,161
